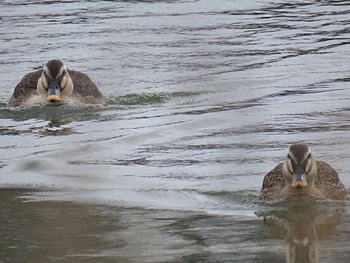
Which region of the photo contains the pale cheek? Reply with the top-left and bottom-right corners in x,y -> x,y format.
306,160 -> 312,173
37,76 -> 48,94
287,160 -> 294,175
42,76 -> 48,89
283,161 -> 293,182
60,76 -> 68,89
60,76 -> 73,97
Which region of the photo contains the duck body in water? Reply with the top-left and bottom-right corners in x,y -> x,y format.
8,59 -> 105,107
259,143 -> 347,201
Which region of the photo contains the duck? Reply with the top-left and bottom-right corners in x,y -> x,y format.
8,59 -> 105,107
259,143 -> 347,201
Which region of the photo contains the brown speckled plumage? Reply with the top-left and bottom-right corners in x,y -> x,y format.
8,70 -> 43,107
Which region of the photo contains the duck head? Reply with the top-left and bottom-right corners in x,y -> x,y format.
282,144 -> 318,190
37,59 -> 73,102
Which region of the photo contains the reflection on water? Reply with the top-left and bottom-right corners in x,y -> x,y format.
0,189 -> 126,262
0,189 -> 269,262
39,119 -> 75,136
257,199 -> 345,263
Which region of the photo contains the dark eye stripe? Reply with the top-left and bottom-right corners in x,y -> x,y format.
286,154 -> 296,174
59,72 -> 69,87
302,153 -> 311,167
42,78 -> 48,90
60,77 -> 66,90
288,155 -> 297,169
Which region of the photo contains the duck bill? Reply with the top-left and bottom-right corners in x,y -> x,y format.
291,166 -> 307,188
46,79 -> 61,102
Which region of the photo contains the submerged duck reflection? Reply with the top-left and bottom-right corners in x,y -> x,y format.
256,199 -> 344,263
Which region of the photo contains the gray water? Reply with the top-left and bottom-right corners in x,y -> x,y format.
1,0 -> 350,262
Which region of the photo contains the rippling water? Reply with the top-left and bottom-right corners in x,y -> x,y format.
1,0 -> 350,262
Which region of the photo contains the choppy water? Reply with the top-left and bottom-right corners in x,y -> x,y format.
1,0 -> 350,262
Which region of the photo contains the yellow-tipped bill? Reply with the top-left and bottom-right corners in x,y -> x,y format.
46,95 -> 61,102
292,166 -> 307,188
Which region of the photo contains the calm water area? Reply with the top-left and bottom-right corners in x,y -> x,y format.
1,0 -> 350,262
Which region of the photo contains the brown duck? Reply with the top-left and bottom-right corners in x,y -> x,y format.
259,143 -> 347,201
8,59 -> 105,107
